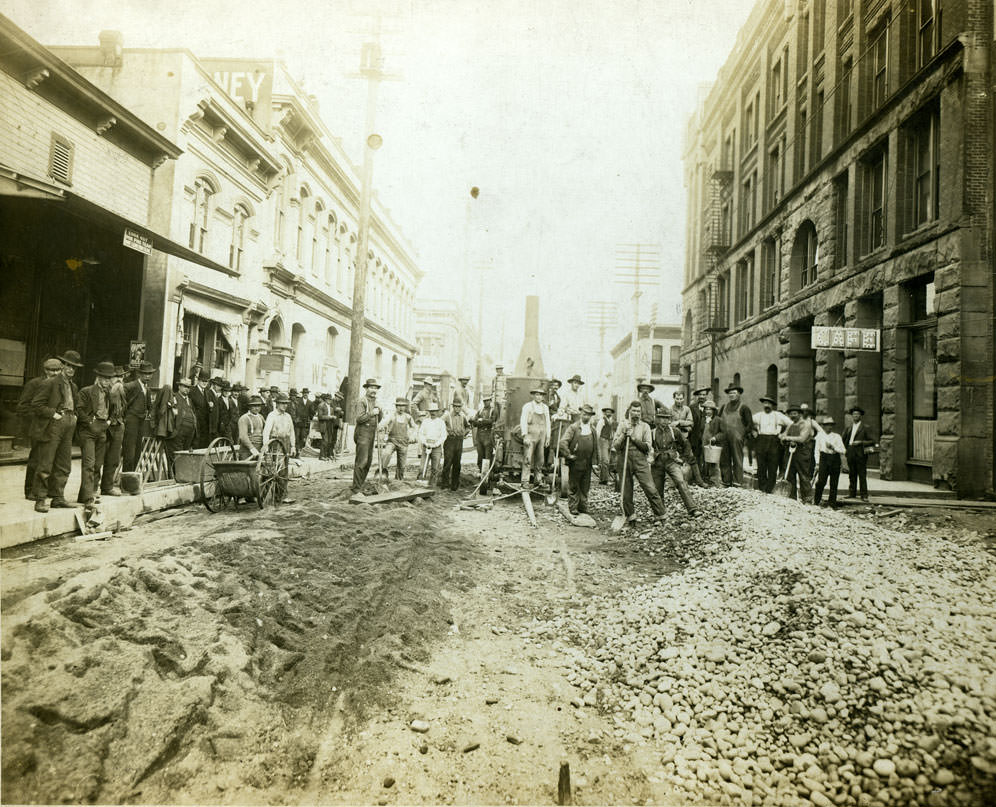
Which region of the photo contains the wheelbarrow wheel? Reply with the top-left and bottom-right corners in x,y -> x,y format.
202,437 -> 235,512
257,438 -> 289,508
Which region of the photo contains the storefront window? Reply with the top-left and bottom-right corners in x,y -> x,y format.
906,276 -> 936,461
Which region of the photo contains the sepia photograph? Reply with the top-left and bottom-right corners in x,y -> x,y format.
0,0 -> 994,804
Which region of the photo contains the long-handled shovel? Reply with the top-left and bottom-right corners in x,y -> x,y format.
415,449 -> 431,487
610,437 -> 630,533
775,444 -> 796,497
545,431 -> 563,506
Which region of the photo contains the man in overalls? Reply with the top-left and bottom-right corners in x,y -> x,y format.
717,383 -> 753,487
780,403 -> 814,503
519,386 -> 550,487
379,397 -> 416,480
238,395 -> 266,458
558,404 -> 597,515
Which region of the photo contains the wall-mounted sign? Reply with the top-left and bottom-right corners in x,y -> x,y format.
811,326 -> 880,352
129,340 -> 147,367
258,353 -> 285,372
123,228 -> 152,254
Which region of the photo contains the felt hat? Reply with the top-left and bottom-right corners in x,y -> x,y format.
451,399 -> 463,406
692,386 -> 711,395
198,368 -> 212,382
221,380 -> 231,391
655,408 -> 673,418
427,403 -> 440,412
248,395 -> 264,406
848,405 -> 866,415
276,393 -> 290,404
94,361 -> 116,377
231,382 -> 244,392
580,404 -> 595,415
550,378 -> 562,387
702,399 -> 718,410
530,386 -> 546,395
269,385 -> 280,393
567,374 -> 584,385
302,387 -> 310,393
395,397 -> 409,406
138,361 -> 156,374
636,378 -> 654,392
759,395 -> 776,406
43,358 -> 63,371
289,388 -> 299,396
725,384 -> 744,393
363,378 -> 381,389
786,403 -> 803,414
210,375 -> 224,386
58,350 -> 83,367
177,377 -> 192,388
601,406 -> 615,413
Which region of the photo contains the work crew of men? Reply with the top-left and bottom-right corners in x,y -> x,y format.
613,401 -> 667,526
558,404 -> 597,515
379,398 -> 416,480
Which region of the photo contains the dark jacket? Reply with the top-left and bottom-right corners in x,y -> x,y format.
703,415 -> 728,448
558,421 -> 597,467
76,383 -> 111,429
189,385 -> 210,435
653,423 -> 694,465
123,379 -> 151,419
842,421 -> 875,461
29,374 -> 78,441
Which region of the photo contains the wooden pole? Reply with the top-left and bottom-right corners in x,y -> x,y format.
557,760 -> 572,806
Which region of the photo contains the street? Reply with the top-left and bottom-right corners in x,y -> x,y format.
2,463 -> 994,806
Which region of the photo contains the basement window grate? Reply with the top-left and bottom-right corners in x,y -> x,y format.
48,134 -> 74,184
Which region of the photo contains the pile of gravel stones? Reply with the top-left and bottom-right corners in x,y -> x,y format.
531,490 -> 996,806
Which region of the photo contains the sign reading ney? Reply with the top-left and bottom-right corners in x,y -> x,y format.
123,228 -> 152,254
811,326 -> 880,352
201,59 -> 274,129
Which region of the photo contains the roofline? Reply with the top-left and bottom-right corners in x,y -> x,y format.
0,14 -> 181,160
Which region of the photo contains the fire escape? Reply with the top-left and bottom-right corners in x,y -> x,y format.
702,162 -> 733,389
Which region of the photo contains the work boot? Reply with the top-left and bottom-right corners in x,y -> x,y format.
103,487 -> 123,497
50,499 -> 76,508
34,499 -> 49,513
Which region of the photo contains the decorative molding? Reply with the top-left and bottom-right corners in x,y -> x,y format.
95,116 -> 116,135
151,153 -> 169,170
212,125 -> 227,143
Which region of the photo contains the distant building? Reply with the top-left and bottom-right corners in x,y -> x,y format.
610,324 -> 683,413
50,35 -> 422,405
681,0 -> 994,495
413,297 -> 480,406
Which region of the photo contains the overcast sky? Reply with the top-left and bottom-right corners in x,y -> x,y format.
7,0 -> 756,381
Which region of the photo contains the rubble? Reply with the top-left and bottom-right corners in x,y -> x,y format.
532,488 -> 996,806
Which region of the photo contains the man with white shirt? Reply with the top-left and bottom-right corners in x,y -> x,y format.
262,393 -> 296,456
814,415 -> 847,508
520,386 -> 551,486
560,374 -> 587,422
417,404 -> 446,485
752,395 -> 792,493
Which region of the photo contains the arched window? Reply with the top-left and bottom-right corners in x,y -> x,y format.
267,317 -> 284,348
230,203 -> 250,271
325,326 -> 338,361
766,364 -> 778,402
275,159 -> 294,252
189,176 -> 216,253
391,354 -> 399,382
733,371 -> 742,389
296,186 -> 310,265
324,213 -> 336,286
791,220 -> 819,292
374,346 -> 383,377
311,200 -> 324,277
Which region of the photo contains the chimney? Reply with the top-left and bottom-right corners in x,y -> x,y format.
99,30 -> 123,67
513,296 -> 545,378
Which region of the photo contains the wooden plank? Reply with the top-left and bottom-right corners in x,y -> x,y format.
349,487 -> 435,505
521,491 -> 537,527
556,500 -> 596,528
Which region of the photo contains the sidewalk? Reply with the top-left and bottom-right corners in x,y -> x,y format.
0,451 -> 350,550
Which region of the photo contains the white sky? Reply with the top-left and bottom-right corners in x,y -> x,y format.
6,0 -> 756,381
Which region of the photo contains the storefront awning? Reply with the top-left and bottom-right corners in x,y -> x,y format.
180,291 -> 246,328
0,166 -> 238,277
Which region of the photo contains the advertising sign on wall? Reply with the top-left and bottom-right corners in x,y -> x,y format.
811,326 -> 880,352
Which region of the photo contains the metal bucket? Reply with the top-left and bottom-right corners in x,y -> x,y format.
703,444 -> 722,464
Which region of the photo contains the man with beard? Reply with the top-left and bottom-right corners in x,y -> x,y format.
717,383 -> 753,487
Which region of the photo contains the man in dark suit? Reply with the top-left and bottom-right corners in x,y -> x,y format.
188,368 -> 211,448
76,361 -> 116,505
30,350 -> 82,512
207,376 -> 225,442
157,377 -> 198,474
843,405 -> 875,502
18,358 -> 62,500
123,361 -> 156,472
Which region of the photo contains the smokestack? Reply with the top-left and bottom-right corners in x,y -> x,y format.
513,296 -> 545,378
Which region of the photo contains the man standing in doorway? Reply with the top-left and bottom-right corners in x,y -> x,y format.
843,405 -> 875,502
752,395 -> 791,493
717,383 -> 753,487
351,379 -> 381,493
29,350 -> 81,512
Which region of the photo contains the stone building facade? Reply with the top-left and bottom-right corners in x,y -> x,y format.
681,0 -> 994,496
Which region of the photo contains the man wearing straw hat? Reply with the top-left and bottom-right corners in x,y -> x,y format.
417,404 -> 446,486
520,386 -> 551,487
379,397 -> 416,480
351,378 -> 382,493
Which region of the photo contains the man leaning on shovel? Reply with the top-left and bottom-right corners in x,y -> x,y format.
612,401 -> 668,527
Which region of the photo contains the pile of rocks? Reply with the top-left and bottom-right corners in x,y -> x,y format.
534,492 -> 996,806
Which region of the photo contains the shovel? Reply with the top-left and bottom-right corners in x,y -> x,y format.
415,449 -> 431,487
610,437 -> 630,533
545,432 -> 563,506
775,444 -> 795,497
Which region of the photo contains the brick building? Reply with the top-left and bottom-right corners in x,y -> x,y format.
681,0 -> 994,496
611,324 -> 684,415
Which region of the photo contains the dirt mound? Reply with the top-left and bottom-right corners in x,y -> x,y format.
2,488 -> 480,804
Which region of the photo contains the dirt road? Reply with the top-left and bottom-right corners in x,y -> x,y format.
2,467 -> 994,805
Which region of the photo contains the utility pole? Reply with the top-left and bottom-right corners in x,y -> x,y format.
614,244 -> 660,393
345,24 -> 400,424
475,256 -> 492,402
586,301 -> 618,385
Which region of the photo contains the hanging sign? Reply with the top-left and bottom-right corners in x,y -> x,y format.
811,326 -> 880,352
123,228 -> 152,254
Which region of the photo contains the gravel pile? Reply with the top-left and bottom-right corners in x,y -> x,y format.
531,491 -> 996,806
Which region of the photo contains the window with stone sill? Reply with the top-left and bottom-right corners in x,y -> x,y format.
903,103 -> 940,233
859,145 -> 888,256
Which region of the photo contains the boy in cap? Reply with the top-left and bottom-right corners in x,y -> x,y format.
558,404 -> 598,515
379,397 -> 416,479
651,408 -> 701,516
417,404 -> 446,485
701,399 -> 726,487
